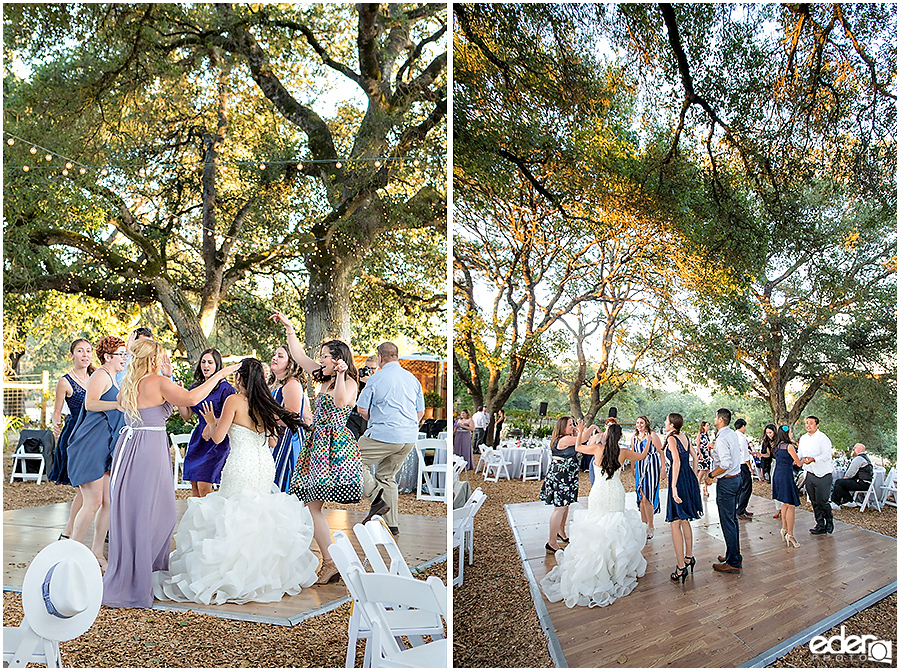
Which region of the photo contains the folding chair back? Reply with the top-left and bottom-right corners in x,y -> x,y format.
349,568 -> 447,668
170,433 -> 192,490
354,516 -> 413,578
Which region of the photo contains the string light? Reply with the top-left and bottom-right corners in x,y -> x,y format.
3,131 -> 440,174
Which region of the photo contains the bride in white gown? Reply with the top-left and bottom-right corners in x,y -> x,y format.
541,421 -> 652,608
154,358 -> 318,605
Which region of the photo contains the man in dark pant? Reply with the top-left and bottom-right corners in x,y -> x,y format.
734,418 -> 754,520
798,416 -> 834,534
715,474 -> 743,569
706,408 -> 743,573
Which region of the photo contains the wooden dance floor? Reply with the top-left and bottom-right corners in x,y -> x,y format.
508,487 -> 897,668
4,501 -> 447,625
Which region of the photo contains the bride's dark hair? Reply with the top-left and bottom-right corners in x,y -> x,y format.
237,358 -> 303,437
599,423 -> 623,480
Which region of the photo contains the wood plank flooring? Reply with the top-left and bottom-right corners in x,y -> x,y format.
4,500 -> 447,625
508,486 -> 896,668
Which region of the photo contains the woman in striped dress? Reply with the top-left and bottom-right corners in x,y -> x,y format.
633,415 -> 663,539
269,346 -> 313,492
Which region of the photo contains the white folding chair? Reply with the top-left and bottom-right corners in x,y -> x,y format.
9,445 -> 45,484
169,433 -> 192,490
881,467 -> 897,507
475,446 -> 493,475
328,544 -> 444,669
461,488 -> 486,566
415,439 -> 447,501
851,466 -> 886,512
354,517 -> 414,578
521,448 -> 543,481
452,455 -> 467,478
451,500 -> 478,587
483,449 -> 511,482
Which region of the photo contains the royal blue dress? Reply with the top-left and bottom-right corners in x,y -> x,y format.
48,374 -> 87,485
66,370 -> 125,487
271,385 -> 306,493
183,380 -> 236,484
665,434 -> 703,522
771,442 -> 801,505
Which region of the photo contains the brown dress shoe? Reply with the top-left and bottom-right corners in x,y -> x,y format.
713,562 -> 741,574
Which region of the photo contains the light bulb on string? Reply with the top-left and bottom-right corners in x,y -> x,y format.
374,160 -> 381,168
62,169 -> 68,176
30,146 -> 37,154
6,138 -> 13,145
139,167 -> 146,177
23,165 -> 29,171
259,163 -> 266,170
66,162 -> 73,169
79,167 -> 86,174
45,154 -> 52,161
335,162 -> 342,169
413,159 -> 420,167
101,168 -> 108,176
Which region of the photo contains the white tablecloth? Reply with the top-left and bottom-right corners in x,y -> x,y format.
496,445 -> 551,479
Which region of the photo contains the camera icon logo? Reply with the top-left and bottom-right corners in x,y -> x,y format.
809,626 -> 893,664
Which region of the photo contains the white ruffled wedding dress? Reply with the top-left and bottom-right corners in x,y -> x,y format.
153,424 -> 319,605
541,461 -> 648,608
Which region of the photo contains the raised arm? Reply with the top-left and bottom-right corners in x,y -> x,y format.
270,311 -> 320,374
331,359 -> 358,409
159,364 -> 239,408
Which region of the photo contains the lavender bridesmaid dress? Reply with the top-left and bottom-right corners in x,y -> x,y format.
102,402 -> 176,608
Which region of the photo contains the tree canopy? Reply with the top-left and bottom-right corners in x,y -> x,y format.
4,3 -> 447,361
452,3 -> 896,441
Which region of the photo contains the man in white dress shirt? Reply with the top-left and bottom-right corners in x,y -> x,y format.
356,342 -> 425,535
705,408 -> 743,573
734,419 -> 754,520
797,416 -> 834,534
472,407 -> 489,451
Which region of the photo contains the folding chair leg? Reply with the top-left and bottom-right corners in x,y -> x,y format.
345,611 -> 360,668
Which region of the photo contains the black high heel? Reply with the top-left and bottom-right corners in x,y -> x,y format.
557,533 -> 570,543
546,543 -> 559,554
670,566 -> 687,583
684,556 -> 696,574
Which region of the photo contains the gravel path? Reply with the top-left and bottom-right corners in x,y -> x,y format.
3,455 -> 446,668
453,464 -> 896,668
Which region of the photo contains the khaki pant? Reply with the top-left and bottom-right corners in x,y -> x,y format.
358,436 -> 415,528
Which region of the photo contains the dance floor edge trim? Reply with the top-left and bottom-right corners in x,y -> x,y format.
737,580 -> 897,668
5,552 -> 449,627
505,504 -> 569,669
504,502 -> 897,669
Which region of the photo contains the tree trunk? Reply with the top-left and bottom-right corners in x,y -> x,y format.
304,255 -> 354,352
151,278 -> 210,361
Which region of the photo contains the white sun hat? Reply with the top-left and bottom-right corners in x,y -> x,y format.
21,539 -> 102,641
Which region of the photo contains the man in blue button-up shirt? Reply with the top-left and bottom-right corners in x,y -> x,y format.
356,342 -> 425,535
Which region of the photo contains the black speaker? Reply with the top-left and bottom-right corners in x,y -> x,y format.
539,402 -> 548,417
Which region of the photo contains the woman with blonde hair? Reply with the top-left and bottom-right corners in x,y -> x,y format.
102,338 -> 237,608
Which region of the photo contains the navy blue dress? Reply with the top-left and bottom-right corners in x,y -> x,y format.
66,370 -> 125,487
183,380 -> 236,484
48,374 -> 87,485
771,442 -> 801,505
665,434 -> 703,522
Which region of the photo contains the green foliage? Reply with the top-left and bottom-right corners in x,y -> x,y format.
165,412 -> 197,436
423,391 -> 444,410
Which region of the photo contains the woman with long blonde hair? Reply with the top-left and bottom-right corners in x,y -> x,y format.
540,416 -> 582,553
102,338 -> 237,608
